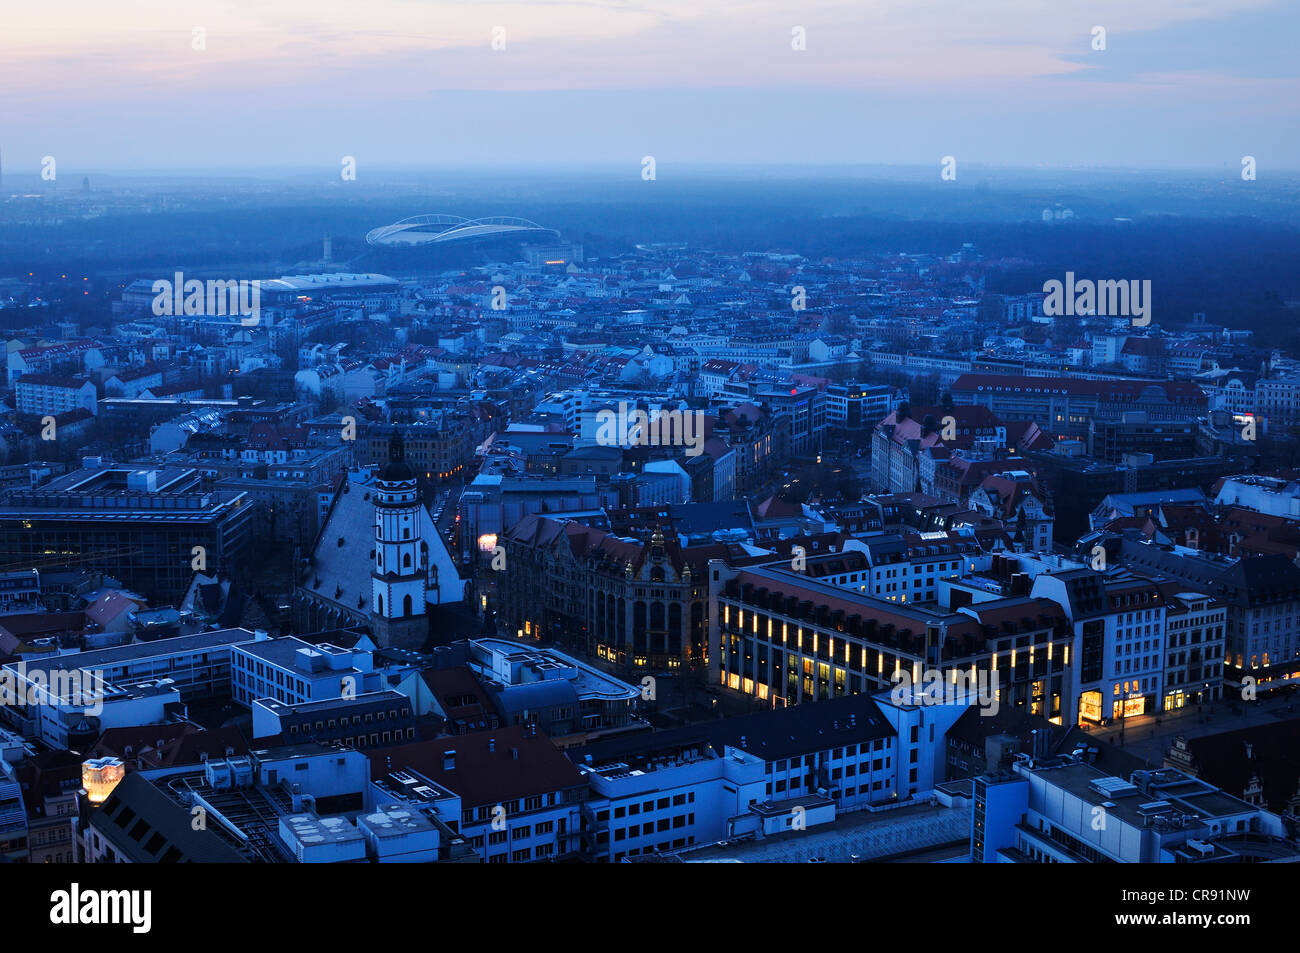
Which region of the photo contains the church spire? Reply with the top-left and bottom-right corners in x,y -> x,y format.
379,426 -> 415,483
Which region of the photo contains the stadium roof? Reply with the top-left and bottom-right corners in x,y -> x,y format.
365,214 -> 558,248
262,273 -> 400,292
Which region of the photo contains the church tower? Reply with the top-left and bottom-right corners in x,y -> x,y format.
370,431 -> 429,650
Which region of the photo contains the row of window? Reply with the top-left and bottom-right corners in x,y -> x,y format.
287,708 -> 411,732
613,813 -> 694,841
462,795 -> 555,824
597,791 -> 696,823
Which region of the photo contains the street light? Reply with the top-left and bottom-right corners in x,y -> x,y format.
1118,686 -> 1139,747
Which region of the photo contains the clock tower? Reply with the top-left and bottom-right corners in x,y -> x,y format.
370,431 -> 430,649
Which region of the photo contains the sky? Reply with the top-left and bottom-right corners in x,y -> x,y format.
2,0 -> 1298,173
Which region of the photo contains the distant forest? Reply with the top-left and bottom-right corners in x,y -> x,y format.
3,171 -> 1298,340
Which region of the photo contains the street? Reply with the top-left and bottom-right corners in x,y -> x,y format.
1084,688 -> 1300,766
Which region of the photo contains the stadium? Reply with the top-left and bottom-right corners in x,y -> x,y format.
365,214 -> 558,248
360,214 -> 580,271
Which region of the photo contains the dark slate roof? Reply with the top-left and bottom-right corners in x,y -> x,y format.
1118,539 -> 1232,593
572,693 -> 893,767
666,501 -> 755,536
1176,719 -> 1300,816
489,679 -> 581,714
88,772 -> 248,863
367,724 -> 586,809
1051,569 -> 1110,619
947,701 -> 1069,751
1214,554 -> 1300,607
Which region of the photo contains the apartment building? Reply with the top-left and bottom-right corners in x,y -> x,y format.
14,374 -> 97,418
231,635 -> 380,708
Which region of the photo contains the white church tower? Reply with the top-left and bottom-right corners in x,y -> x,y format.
371,431 -> 430,649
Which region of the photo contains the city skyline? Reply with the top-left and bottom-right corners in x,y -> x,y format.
1,0 -> 1297,905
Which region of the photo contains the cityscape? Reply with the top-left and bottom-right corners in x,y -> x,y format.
0,1 -> 1298,923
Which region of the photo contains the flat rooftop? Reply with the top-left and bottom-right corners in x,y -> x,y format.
255,689 -> 408,716
234,636 -> 364,674
6,627 -> 258,677
1023,760 -> 1256,828
668,798 -> 969,863
473,638 -> 639,702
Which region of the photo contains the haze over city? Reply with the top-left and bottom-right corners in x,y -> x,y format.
4,0 -> 1299,169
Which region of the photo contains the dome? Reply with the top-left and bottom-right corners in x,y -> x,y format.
379,431 -> 416,483
380,459 -> 415,482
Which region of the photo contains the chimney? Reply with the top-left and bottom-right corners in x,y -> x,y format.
444,750 -> 456,771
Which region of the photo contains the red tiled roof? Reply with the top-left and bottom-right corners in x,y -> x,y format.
367,725 -> 584,808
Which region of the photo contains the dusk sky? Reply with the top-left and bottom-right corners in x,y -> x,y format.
3,0 -> 1297,172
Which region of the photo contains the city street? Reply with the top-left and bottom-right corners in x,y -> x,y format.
1085,688 -> 1300,766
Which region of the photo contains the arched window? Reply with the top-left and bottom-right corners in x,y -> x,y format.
403,594 -> 413,617
403,553 -> 412,569
377,594 -> 383,615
